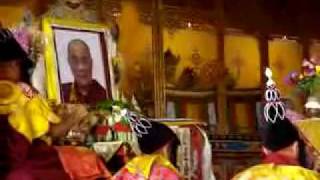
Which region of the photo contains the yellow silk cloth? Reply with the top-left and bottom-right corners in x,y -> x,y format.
232,164 -> 320,180
125,154 -> 179,178
0,81 -> 60,142
294,118 -> 320,153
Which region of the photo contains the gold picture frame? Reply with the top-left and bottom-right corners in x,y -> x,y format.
42,18 -> 115,104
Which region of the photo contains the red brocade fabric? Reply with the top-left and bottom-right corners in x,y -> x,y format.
0,115 -> 70,180
56,146 -> 111,180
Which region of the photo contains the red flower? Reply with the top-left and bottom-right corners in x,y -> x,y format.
95,125 -> 109,135
113,122 -> 131,132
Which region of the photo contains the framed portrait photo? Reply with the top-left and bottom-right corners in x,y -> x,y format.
42,18 -> 115,105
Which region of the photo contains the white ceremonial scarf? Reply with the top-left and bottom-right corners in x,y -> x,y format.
197,126 -> 216,180
31,57 -> 46,96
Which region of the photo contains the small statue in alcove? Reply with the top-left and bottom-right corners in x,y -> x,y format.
164,49 -> 180,88
176,67 -> 197,89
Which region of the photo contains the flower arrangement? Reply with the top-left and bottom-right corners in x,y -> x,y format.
89,95 -> 142,142
286,59 -> 320,95
11,24 -> 45,63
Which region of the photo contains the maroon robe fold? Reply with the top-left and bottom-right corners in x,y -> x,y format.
62,80 -> 107,105
0,115 -> 70,180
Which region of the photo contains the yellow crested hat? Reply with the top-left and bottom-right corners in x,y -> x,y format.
0,81 -> 24,114
0,80 -> 61,142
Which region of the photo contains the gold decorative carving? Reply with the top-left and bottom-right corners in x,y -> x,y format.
46,0 -> 99,22
100,0 -> 122,23
138,5 -> 216,32
99,1 -> 216,31
100,0 -> 217,118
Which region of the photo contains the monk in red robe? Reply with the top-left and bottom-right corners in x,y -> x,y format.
233,68 -> 319,179
0,28 -> 70,180
0,28 -> 111,180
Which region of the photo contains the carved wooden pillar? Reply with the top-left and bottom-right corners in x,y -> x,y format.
258,33 -> 269,85
215,0 -> 229,134
152,0 -> 166,118
301,37 -> 310,59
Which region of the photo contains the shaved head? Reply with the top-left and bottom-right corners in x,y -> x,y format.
67,39 -> 93,87
68,39 -> 90,54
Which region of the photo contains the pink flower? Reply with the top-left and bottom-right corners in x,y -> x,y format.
286,109 -> 304,122
284,71 -> 299,85
11,27 -> 30,53
310,58 -> 320,65
302,60 -> 316,76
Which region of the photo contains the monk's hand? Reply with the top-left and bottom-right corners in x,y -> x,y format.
67,104 -> 89,126
49,104 -> 88,138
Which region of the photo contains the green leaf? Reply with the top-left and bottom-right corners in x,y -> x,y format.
296,75 -> 320,96
95,100 -> 133,112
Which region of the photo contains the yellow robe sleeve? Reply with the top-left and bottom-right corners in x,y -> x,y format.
125,154 -> 180,178
233,164 -> 320,180
0,81 -> 60,142
9,95 -> 61,142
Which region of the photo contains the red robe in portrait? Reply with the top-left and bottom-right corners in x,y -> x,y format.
62,80 -> 107,105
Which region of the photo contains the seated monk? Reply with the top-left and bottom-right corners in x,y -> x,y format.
0,28 -> 110,180
0,28 -> 69,180
232,68 -> 320,179
112,112 -> 182,180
